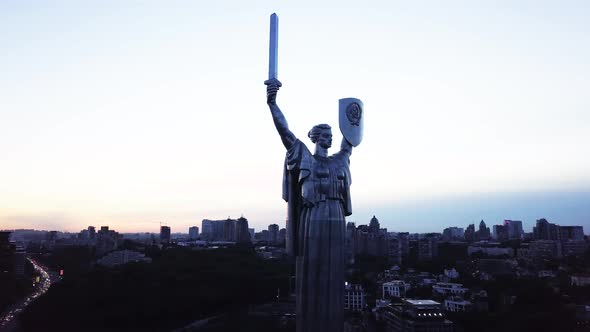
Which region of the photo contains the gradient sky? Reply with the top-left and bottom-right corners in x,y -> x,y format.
1,1 -> 589,234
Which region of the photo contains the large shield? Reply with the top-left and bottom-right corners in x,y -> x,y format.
339,98 -> 364,147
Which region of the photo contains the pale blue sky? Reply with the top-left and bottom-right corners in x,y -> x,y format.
1,1 -> 589,233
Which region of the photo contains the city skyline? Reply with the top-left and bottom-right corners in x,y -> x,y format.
1,1 -> 589,233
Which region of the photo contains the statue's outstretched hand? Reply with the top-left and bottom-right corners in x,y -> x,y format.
264,79 -> 282,105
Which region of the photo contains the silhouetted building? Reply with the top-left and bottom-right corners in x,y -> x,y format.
0,231 -> 16,274
418,234 -> 438,261
369,215 -> 380,233
88,226 -> 96,239
464,224 -> 475,242
201,217 -> 251,243
442,227 -> 464,241
14,244 -> 25,276
96,226 -> 120,255
476,220 -> 491,241
268,224 -> 279,244
258,230 -> 270,242
559,226 -> 584,241
533,218 -> 559,240
503,220 -> 523,240
345,222 -> 357,263
353,216 -> 388,257
160,226 -> 171,243
189,226 -> 199,240
278,228 -> 286,244
387,235 -> 402,265
493,225 -> 509,242
201,219 -> 223,241
398,232 -> 410,257
235,217 -> 251,244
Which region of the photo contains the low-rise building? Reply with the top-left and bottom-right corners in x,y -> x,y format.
383,280 -> 410,299
382,299 -> 453,332
432,283 -> 468,297
444,298 -> 472,312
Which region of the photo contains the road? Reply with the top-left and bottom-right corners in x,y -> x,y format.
0,257 -> 56,332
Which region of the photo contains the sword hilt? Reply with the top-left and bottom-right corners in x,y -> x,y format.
264,78 -> 282,87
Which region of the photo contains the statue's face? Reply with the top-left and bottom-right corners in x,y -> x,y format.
318,129 -> 332,149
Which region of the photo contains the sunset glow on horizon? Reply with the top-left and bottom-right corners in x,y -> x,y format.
1,1 -> 589,233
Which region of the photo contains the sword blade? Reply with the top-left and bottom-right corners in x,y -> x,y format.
268,13 -> 278,80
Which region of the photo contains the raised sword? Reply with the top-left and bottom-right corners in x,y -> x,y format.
265,13 -> 279,84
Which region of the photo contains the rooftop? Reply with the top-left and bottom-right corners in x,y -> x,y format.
405,299 -> 439,306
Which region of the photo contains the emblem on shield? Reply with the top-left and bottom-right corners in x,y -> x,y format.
339,98 -> 364,146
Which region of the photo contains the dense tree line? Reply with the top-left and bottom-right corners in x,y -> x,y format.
20,246 -> 291,332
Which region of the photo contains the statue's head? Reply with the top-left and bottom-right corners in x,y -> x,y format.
308,124 -> 332,149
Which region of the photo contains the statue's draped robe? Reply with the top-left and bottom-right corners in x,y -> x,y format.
283,139 -> 351,332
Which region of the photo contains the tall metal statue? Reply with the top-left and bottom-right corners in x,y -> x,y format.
264,13 -> 364,332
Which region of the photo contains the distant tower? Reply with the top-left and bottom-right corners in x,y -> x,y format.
160,226 -> 171,243
503,220 -> 523,240
88,226 -> 96,239
189,226 -> 199,240
464,224 -> 475,242
268,224 -> 280,244
369,216 -> 380,233
235,217 -> 252,244
477,220 -> 491,240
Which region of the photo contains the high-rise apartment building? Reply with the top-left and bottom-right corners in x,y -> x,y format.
160,226 -> 171,243
503,220 -> 523,240
201,217 -> 251,243
268,224 -> 279,244
493,225 -> 509,242
189,226 -> 199,240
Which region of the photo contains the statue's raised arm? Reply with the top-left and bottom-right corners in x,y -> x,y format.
339,136 -> 353,158
265,79 -> 296,150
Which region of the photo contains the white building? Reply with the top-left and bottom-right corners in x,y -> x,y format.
382,280 -> 409,298
345,283 -> 366,311
432,283 -> 468,296
444,298 -> 472,312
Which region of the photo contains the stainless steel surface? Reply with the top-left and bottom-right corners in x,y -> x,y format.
338,98 -> 364,147
268,13 -> 278,80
